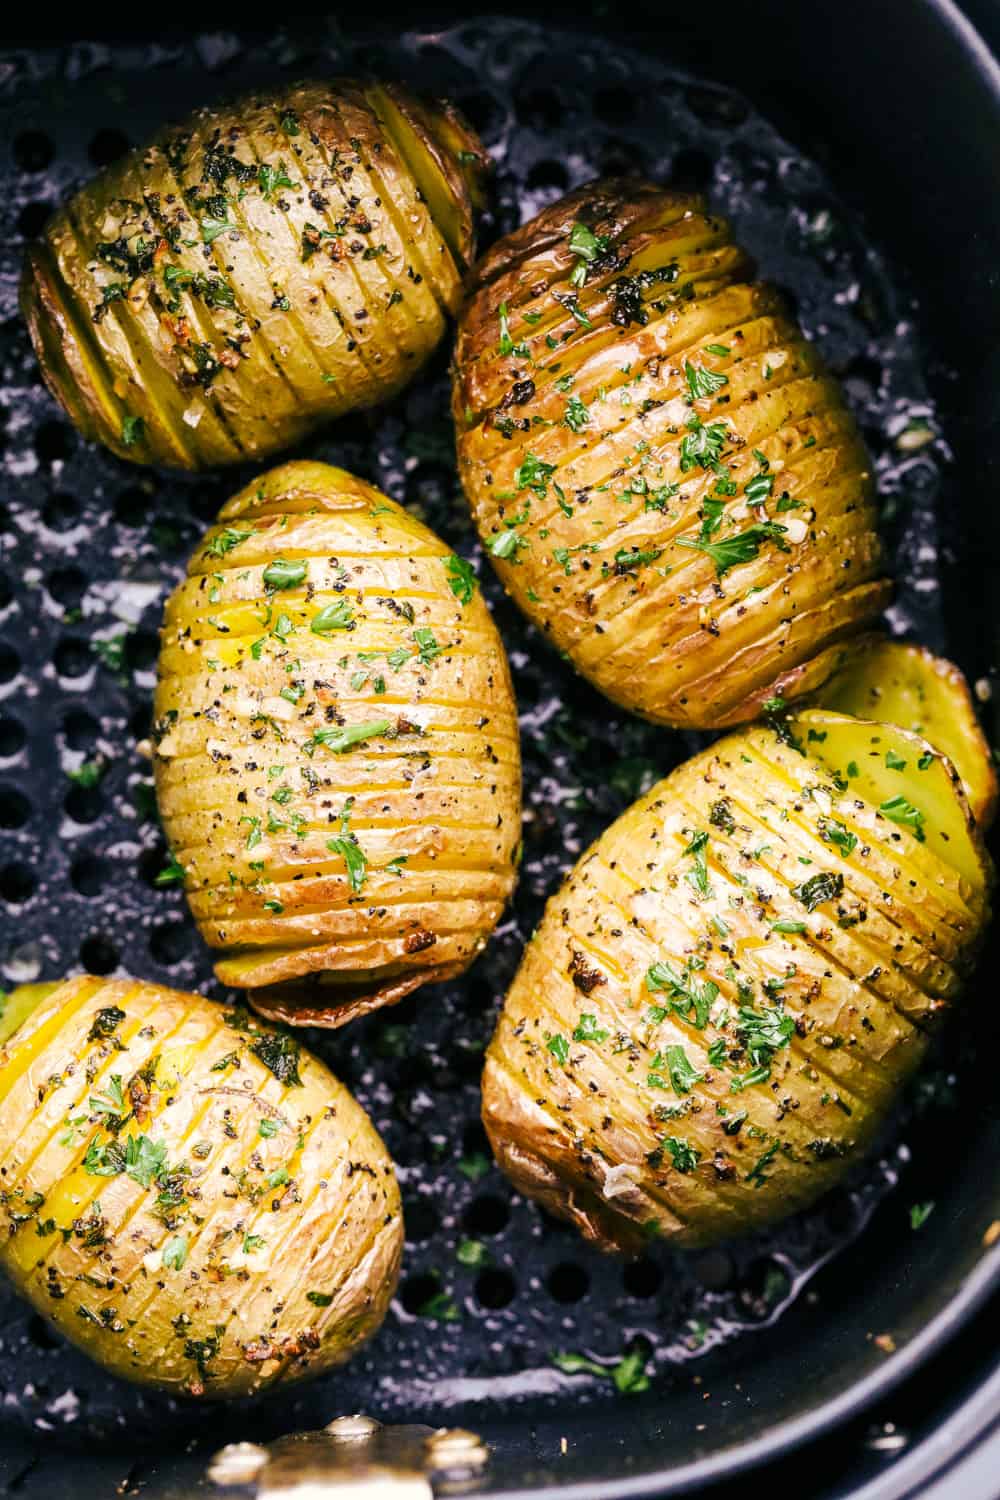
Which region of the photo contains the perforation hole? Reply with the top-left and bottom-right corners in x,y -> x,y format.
78,935 -> 119,976
35,421 -> 75,465
27,1315 -> 62,1351
18,201 -> 51,238
475,1268 -> 516,1310
124,629 -> 159,674
12,131 -> 55,173
400,1272 -> 444,1317
670,147 -> 714,192
462,1194 -> 510,1236
115,486 -> 151,528
737,1258 -> 791,1321
515,85 -> 567,131
623,1256 -> 663,1298
692,1249 -> 734,1292
69,853 -> 106,898
0,786 -> 30,829
64,783 -> 102,825
0,864 -> 36,904
62,709 -> 99,750
149,920 -> 193,967
53,638 -> 92,679
455,89 -> 504,140
42,492 -> 80,532
524,158 -> 569,193
593,86 -> 637,125
0,643 -> 20,684
0,717 -> 26,757
46,566 -> 87,609
546,1262 -> 589,1303
87,128 -> 130,167
402,1196 -> 439,1244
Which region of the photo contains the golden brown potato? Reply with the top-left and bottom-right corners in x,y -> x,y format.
482,709 -> 990,1252
815,636 -> 997,829
0,975 -> 402,1397
22,79 -> 487,469
453,179 -> 891,729
153,460 -> 521,1026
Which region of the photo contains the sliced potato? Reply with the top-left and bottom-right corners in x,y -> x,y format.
452,178 -> 890,729
0,975 -> 401,1397
481,710 -> 991,1252
816,637 -> 996,828
21,80 -> 486,469
153,460 -> 521,1025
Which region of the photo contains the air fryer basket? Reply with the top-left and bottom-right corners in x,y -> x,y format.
0,2 -> 997,1496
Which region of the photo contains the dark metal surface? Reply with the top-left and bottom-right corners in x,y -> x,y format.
0,3 -> 998,1496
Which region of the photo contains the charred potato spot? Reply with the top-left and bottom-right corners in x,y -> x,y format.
482,710 -> 991,1252
153,460 -> 521,1025
20,80 -> 486,470
0,976 -> 402,1398
452,179 -> 891,729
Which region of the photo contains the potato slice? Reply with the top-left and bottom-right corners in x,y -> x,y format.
0,975 -> 401,1397
816,637 -> 996,828
154,460 -> 521,1026
21,80 -> 487,469
788,708 -> 987,891
453,178 -> 890,729
481,711 -> 991,1252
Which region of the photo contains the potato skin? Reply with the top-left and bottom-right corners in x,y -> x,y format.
0,975 -> 402,1397
453,179 -> 890,729
482,713 -> 990,1253
153,460 -> 521,1025
21,80 -> 486,469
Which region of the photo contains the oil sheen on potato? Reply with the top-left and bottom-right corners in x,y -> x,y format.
481,709 -> 991,1251
153,461 -> 521,1026
0,975 -> 402,1397
21,79 -> 487,468
453,180 -> 892,729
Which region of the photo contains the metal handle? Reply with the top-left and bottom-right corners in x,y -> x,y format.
208,1415 -> 489,1498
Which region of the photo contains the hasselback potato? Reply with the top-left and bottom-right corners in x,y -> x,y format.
453,179 -> 891,729
22,79 -> 486,468
482,702 -> 991,1251
153,460 -> 521,1025
0,975 -> 402,1397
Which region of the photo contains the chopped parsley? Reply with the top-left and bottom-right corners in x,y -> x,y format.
880,795 -> 926,841
262,558 -> 307,591
793,871 -> 845,911
311,718 -> 391,754
445,554 -> 477,605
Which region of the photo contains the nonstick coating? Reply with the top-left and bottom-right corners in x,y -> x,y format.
0,4 -> 997,1497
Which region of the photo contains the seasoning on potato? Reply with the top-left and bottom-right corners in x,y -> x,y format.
153,460 -> 521,1025
814,635 -> 997,829
452,178 -> 891,729
21,79 -> 487,468
481,705 -> 992,1252
0,974 -> 402,1397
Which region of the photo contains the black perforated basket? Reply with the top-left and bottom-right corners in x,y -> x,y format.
0,4 -> 998,1497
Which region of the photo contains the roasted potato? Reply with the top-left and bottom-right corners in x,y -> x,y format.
453,179 -> 890,729
482,707 -> 991,1252
21,80 -> 487,469
153,460 -> 521,1025
0,974 -> 402,1397
814,636 -> 997,829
